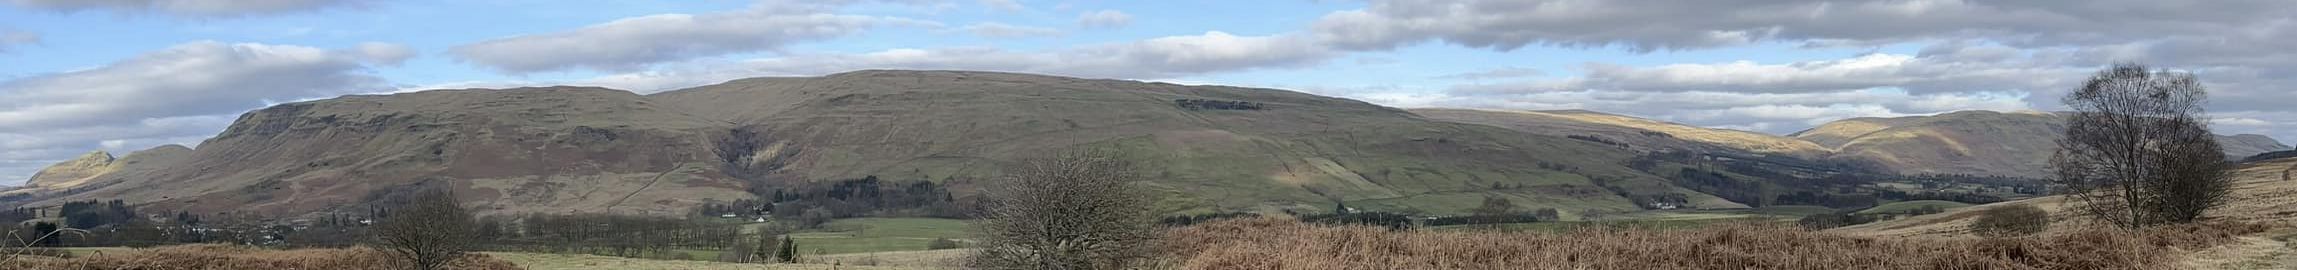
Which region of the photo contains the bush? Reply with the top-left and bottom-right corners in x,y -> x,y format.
1969,204 -> 2051,237
1159,212 -> 1259,227
927,238 -> 964,250
1796,212 -> 1877,230
972,149 -> 1159,269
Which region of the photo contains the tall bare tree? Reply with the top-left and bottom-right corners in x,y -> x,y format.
971,149 -> 1158,270
374,191 -> 478,270
2050,63 -> 2233,229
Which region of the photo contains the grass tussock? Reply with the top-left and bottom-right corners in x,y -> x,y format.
1162,217 -> 2269,270
0,244 -> 519,270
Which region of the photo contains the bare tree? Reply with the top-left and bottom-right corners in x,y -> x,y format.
2050,63 -> 2233,229
373,191 -> 478,270
971,149 -> 1159,270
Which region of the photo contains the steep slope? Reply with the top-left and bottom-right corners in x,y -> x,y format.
3,146 -> 194,199
2222,134 -> 2294,159
1789,117 -> 1933,149
9,70 -> 1749,217
1814,111 -> 2066,178
1792,111 -> 2285,178
1412,108 -> 1830,158
23,151 -> 118,189
26,87 -> 752,216
650,70 -> 1743,214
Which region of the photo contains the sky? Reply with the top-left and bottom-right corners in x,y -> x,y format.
2,0 -> 2294,186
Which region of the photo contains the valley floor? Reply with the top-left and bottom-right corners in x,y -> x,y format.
487,250 -> 959,270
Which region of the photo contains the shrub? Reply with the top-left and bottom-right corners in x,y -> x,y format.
1796,212 -> 1876,230
1159,212 -> 1259,227
927,238 -> 964,250
797,207 -> 834,229
1969,204 -> 2052,237
972,149 -> 1159,269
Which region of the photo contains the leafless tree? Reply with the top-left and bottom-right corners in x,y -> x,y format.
2050,63 -> 2233,229
373,191 -> 478,270
971,149 -> 1159,270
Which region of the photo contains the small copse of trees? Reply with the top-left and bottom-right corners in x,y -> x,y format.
1174,99 -> 1265,111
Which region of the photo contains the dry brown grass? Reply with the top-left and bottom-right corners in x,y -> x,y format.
1161,217 -> 2269,270
0,244 -> 518,270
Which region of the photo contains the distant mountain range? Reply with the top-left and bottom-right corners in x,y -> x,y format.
4,70 -> 2286,219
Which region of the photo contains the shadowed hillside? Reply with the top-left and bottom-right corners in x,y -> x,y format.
647,70 -> 1742,214
16,87 -> 749,216
3,70 -> 1746,218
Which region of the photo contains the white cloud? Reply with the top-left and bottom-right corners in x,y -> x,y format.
0,41 -> 401,132
958,22 -> 1062,38
450,2 -> 936,73
2216,117 -> 2274,127
1076,10 -> 1132,29
573,31 -> 1338,92
0,41 -> 400,185
350,42 -> 415,66
3,0 -> 368,18
1308,0 -> 2297,52
1435,67 -> 1543,80
1453,46 -> 2090,98
978,0 -> 1023,11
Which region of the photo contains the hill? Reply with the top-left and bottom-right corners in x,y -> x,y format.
1832,157 -> 2297,237
12,87 -> 749,216
644,70 -> 1740,214
1792,110 -> 2287,178
1410,109 -> 1829,158
2,70 -> 1743,218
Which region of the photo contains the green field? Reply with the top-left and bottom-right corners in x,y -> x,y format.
1856,200 -> 1973,215
1735,205 -> 1841,217
784,218 -> 973,255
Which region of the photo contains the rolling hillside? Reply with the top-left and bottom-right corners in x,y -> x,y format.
1833,157 -> 2297,237
2,70 -> 1743,218
1794,111 -> 2288,178
1411,109 -> 1830,158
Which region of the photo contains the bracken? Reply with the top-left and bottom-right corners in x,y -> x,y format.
0,244 -> 519,270
1160,217 -> 2267,270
